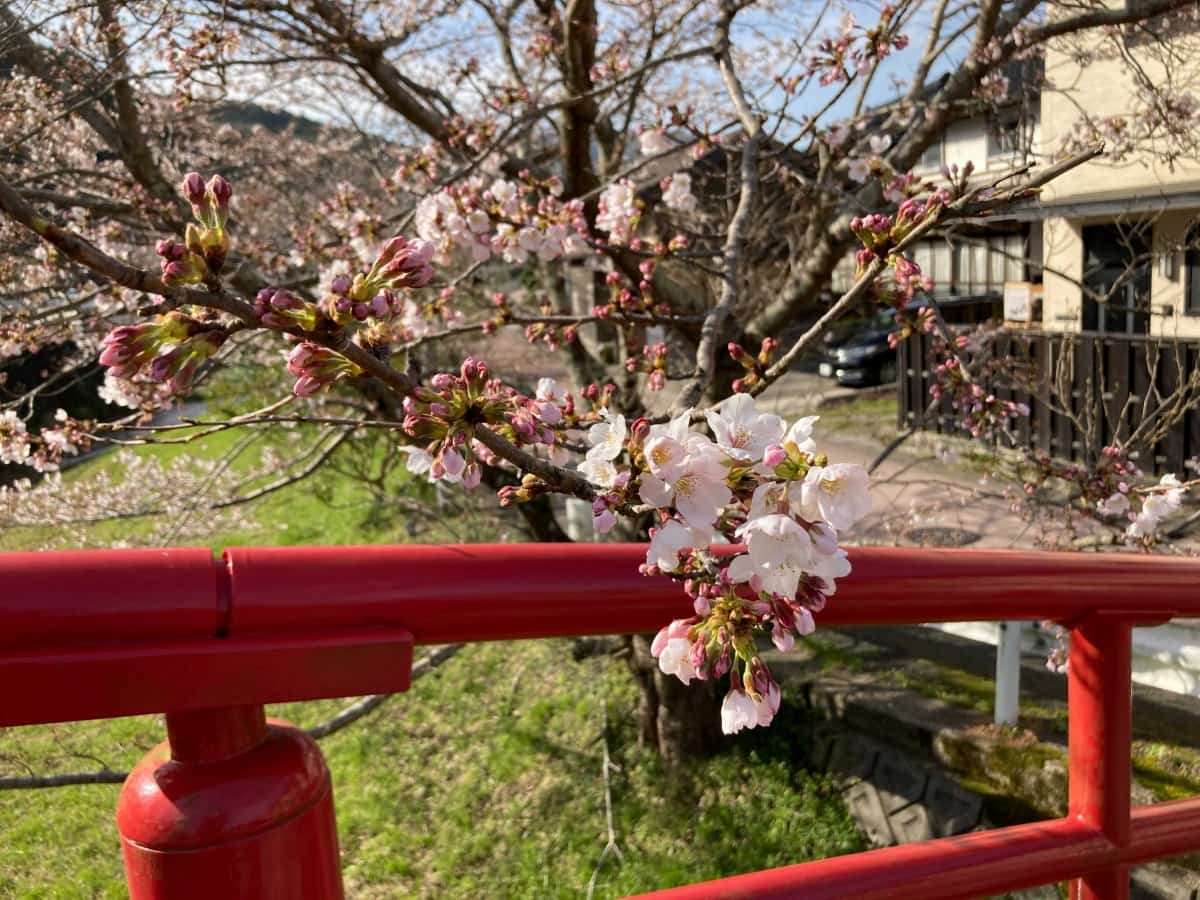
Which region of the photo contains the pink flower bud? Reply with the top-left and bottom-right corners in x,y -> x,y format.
207,175 -> 232,210
181,173 -> 206,206
762,444 -> 787,468
462,462 -> 482,490
440,448 -> 466,478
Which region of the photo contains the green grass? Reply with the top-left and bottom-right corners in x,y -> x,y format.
816,394 -> 899,442
0,642 -> 863,899
0,408 -> 501,552
0,400 -> 864,898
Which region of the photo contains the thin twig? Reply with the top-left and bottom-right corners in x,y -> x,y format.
586,704 -> 624,900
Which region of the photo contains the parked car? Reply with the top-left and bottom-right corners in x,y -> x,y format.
817,308 -> 899,387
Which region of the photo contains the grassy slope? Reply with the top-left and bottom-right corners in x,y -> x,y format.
0,420 -> 863,898
0,643 -> 862,899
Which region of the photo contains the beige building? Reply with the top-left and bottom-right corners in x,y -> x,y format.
1036,18 -> 1200,338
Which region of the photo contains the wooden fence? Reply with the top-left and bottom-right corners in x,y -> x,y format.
898,329 -> 1200,475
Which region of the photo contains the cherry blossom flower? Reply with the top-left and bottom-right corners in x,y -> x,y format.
645,519 -> 696,572
783,416 -> 819,453
578,456 -> 620,488
747,480 -> 789,519
661,174 -> 698,213
596,179 -> 640,244
705,394 -> 785,463
799,463 -> 872,530
1097,491 -> 1130,518
646,442 -> 731,530
847,157 -> 871,183
592,497 -> 617,534
534,378 -> 567,425
639,128 -> 672,156
0,411 -> 31,465
1127,474 -> 1188,538
754,679 -> 782,726
729,514 -> 814,598
397,446 -> 435,480
720,689 -> 759,734
651,618 -> 698,683
586,409 -> 627,461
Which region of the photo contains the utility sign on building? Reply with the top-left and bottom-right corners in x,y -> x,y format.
1003,282 -> 1041,325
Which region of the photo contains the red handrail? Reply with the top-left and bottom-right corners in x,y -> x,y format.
2,543 -> 1195,900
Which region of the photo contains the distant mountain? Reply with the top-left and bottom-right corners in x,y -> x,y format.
211,101 -> 327,141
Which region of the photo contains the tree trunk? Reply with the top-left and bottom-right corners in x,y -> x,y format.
625,634 -> 724,767
488,468 -> 722,763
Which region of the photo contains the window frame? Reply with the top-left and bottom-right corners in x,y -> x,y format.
1185,223 -> 1200,316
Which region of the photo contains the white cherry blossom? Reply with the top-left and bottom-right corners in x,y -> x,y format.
783,415 -> 819,453
754,681 -> 782,726
0,411 -> 31,465
747,480 -> 789,519
646,519 -> 696,572
579,456 -> 619,488
652,619 -> 697,684
397,445 -> 434,480
662,174 -> 698,212
1097,492 -> 1130,518
729,514 -> 814,598
534,378 -> 567,425
586,410 -> 626,461
798,463 -> 871,530
705,394 -> 785,463
644,433 -> 688,482
639,128 -> 672,156
810,546 -> 852,581
720,690 -> 759,734
658,445 -> 732,529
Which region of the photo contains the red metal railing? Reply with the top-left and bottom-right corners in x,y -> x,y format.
3,543 -> 1199,899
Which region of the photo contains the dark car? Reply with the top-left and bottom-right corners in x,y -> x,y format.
817,308 -> 899,387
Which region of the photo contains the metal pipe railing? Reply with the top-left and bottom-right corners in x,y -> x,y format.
2,543 -> 1197,899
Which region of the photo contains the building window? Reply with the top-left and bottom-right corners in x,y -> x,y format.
917,138 -> 942,171
987,120 -> 1021,161
1186,223 -> 1200,315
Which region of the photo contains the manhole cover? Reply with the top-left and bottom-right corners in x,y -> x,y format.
903,526 -> 981,547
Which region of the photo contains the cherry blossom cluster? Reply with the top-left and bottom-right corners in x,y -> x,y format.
522,295 -> 578,351
401,360 -> 574,490
564,393 -> 871,734
317,235 -> 435,326
660,174 -> 698,214
626,342 -> 668,391
887,306 -> 935,350
850,193 -> 947,306
157,173 -> 232,286
808,7 -> 909,87
98,313 -> 226,393
286,343 -> 364,398
0,409 -> 89,474
726,338 -> 779,394
0,410 -> 31,466
1025,446 -> 1191,543
595,179 -> 642,245
593,249 -> 684,321
414,173 -> 589,265
929,356 -> 1029,439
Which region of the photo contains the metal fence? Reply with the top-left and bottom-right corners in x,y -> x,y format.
3,543 -> 1200,899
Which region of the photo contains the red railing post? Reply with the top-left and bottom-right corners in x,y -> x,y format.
116,704 -> 344,900
1068,615 -> 1133,900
